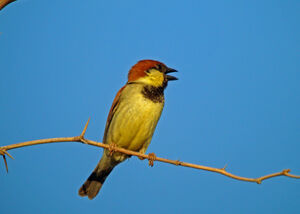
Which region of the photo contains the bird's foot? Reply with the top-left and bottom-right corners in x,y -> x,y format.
138,149 -> 146,160
108,142 -> 117,156
148,153 -> 157,167
138,156 -> 145,160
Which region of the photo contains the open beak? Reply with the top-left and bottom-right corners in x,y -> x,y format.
165,68 -> 178,81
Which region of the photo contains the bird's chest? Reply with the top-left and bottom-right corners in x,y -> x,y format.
107,87 -> 164,150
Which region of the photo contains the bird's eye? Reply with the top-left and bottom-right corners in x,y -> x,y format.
156,64 -> 162,71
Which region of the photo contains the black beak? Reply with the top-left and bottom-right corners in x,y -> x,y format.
165,68 -> 178,81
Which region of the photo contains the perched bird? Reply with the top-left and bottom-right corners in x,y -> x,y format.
78,59 -> 178,199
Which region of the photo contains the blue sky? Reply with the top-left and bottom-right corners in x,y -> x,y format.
1,0 -> 299,213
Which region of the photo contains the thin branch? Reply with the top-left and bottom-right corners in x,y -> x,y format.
0,119 -> 299,183
0,0 -> 17,11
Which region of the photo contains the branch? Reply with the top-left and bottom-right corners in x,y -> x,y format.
1,119 -> 299,184
0,0 -> 17,11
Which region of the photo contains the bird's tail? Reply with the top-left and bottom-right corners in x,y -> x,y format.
78,154 -> 116,199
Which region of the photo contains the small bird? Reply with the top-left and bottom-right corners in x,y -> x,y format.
78,59 -> 178,199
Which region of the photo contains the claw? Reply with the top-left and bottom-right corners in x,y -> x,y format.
138,156 -> 145,160
108,142 -> 117,156
148,153 -> 157,167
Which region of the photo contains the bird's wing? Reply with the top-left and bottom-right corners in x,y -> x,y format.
102,85 -> 126,144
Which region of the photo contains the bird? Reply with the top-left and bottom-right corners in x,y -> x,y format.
78,59 -> 178,199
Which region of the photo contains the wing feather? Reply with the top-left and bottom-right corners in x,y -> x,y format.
102,85 -> 126,143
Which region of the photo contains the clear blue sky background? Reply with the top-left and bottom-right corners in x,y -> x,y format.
1,0 -> 299,213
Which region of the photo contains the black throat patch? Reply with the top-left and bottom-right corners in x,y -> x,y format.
142,86 -> 165,103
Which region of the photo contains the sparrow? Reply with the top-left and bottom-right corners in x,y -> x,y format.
78,59 -> 178,199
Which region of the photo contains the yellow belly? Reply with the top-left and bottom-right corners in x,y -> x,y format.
104,86 -> 164,161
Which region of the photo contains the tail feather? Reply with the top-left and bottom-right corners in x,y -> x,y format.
79,154 -> 116,199
78,167 -> 114,199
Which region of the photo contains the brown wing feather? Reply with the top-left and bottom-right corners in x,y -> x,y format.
102,85 -> 126,143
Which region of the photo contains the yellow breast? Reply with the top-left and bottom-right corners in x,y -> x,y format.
104,84 -> 164,160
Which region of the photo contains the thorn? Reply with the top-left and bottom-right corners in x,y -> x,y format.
148,153 -> 157,167
175,160 -> 181,166
283,169 -> 291,174
3,150 -> 14,160
80,117 -> 90,137
221,164 -> 228,171
3,155 -> 8,173
0,149 -> 14,173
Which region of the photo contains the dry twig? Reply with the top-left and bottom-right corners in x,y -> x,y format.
0,119 -> 299,184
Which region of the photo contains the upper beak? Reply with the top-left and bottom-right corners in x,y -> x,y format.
165,68 -> 178,81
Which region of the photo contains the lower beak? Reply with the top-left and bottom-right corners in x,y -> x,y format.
165,68 -> 178,81
166,75 -> 178,81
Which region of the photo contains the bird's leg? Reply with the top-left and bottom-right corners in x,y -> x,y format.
108,142 -> 117,156
147,153 -> 157,167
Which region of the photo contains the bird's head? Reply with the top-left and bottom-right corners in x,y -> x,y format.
127,60 -> 178,88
